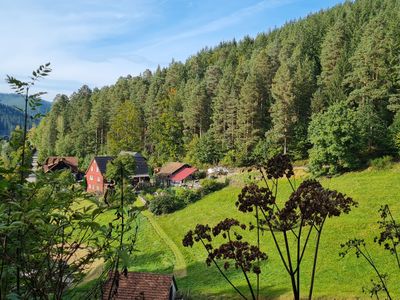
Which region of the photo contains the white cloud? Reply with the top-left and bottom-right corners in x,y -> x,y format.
0,0 -> 319,101
0,0 -> 159,99
133,0 -> 297,55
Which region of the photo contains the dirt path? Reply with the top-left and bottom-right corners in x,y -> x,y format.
138,196 -> 187,278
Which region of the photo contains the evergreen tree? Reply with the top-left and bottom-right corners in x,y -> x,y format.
345,14 -> 399,154
269,57 -> 297,155
312,20 -> 350,113
149,91 -> 184,165
182,80 -> 211,139
107,100 -> 144,155
211,64 -> 236,149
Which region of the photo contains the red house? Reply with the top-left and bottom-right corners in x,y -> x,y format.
156,162 -> 197,187
85,156 -> 114,194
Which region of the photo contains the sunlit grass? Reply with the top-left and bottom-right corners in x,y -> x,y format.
72,163 -> 400,299
152,164 -> 400,299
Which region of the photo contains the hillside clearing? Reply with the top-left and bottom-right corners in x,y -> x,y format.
132,164 -> 400,299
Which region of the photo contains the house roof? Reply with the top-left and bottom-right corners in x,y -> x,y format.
93,156 -> 114,175
102,272 -> 176,300
43,156 -> 78,173
119,151 -> 149,176
157,162 -> 188,177
170,167 -> 197,182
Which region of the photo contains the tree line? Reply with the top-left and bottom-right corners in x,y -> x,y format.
33,0 -> 400,174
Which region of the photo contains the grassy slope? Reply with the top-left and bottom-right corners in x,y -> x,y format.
132,165 -> 400,299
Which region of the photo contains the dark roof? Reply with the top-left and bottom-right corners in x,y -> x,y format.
120,151 -> 149,176
43,157 -> 79,173
94,156 -> 114,174
157,162 -> 188,177
102,272 -> 176,300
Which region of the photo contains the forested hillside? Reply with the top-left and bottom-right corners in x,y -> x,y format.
33,0 -> 400,173
0,103 -> 24,137
0,93 -> 52,137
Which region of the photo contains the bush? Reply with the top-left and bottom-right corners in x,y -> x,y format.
174,188 -> 201,205
148,192 -> 184,215
369,156 -> 393,170
308,102 -> 362,175
148,179 -> 228,215
199,178 -> 228,196
220,150 -> 236,167
192,170 -> 207,180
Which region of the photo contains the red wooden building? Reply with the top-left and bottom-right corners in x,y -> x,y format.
156,162 -> 197,186
85,156 -> 114,194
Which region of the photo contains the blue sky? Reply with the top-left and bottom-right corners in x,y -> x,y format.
0,0 -> 345,101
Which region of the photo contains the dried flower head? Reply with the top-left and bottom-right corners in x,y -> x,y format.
236,184 -> 275,213
182,224 -> 212,248
212,218 -> 245,237
208,240 -> 267,274
277,179 -> 357,230
265,154 -> 294,179
374,205 -> 399,255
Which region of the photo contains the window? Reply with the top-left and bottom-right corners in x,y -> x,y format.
96,185 -> 100,191
96,167 -> 99,172
91,166 -> 93,171
88,184 -> 91,189
89,175 -> 93,181
97,177 -> 100,182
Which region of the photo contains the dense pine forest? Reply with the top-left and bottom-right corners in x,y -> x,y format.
33,0 -> 400,174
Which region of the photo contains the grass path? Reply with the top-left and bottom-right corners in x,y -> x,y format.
138,196 -> 187,278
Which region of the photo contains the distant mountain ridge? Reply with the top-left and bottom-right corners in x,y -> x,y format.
0,93 -> 52,115
0,93 -> 52,138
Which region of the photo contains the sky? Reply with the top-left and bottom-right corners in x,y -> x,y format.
0,0 -> 346,101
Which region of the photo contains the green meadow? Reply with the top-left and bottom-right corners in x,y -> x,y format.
79,164 -> 400,299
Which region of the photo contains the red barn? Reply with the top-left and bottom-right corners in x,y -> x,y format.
85,156 -> 114,194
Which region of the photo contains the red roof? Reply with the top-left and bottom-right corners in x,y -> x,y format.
102,272 -> 176,300
170,167 -> 197,182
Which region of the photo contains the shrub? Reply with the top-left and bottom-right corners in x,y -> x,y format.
148,192 -> 184,215
148,179 -> 228,215
369,156 -> 393,170
220,150 -> 236,167
199,178 -> 228,196
308,102 -> 362,175
174,188 -> 201,205
192,170 -> 207,180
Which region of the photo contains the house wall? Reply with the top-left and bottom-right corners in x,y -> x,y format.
85,160 -> 104,194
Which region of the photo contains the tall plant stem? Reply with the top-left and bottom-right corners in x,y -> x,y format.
241,266 -> 256,300
228,231 -> 256,300
358,245 -> 392,300
296,220 -> 303,299
256,207 -> 260,300
16,87 -> 30,296
386,207 -> 400,268
283,231 -> 298,299
309,219 -> 325,300
199,239 -> 247,300
107,167 -> 125,300
261,209 -> 290,273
